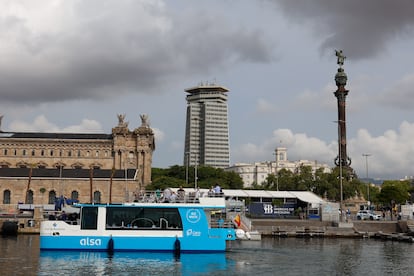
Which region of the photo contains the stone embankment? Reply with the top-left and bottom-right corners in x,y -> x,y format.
251,218 -> 414,241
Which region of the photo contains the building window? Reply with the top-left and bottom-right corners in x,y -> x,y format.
50,150 -> 53,156
77,150 -> 81,157
14,149 -> 17,156
31,150 -> 35,156
95,151 -> 99,157
3,190 -> 11,204
41,150 -> 45,156
86,151 -> 90,157
93,191 -> 101,204
48,190 -> 56,204
59,150 -> 63,157
22,149 -> 27,156
4,149 -> 7,155
71,191 -> 79,201
26,190 -> 34,204
68,150 -> 72,157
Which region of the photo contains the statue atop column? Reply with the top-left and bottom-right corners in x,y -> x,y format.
335,49 -> 346,67
0,114 -> 3,131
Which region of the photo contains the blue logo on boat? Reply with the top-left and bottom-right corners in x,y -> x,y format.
186,209 -> 201,223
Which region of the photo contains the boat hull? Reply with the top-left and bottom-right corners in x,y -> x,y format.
40,199 -> 236,252
40,232 -> 234,252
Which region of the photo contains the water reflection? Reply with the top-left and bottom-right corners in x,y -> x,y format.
3,236 -> 414,275
39,250 -> 230,275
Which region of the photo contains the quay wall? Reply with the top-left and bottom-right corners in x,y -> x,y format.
251,219 -> 407,236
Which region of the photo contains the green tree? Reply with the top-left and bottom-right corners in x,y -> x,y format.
277,168 -> 295,190
377,180 -> 410,205
150,165 -> 244,190
264,173 -> 277,190
148,176 -> 184,190
294,165 -> 314,191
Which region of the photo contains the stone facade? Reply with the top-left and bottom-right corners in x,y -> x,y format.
0,114 -> 155,205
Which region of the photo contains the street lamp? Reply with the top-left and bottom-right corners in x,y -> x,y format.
274,150 -> 279,191
185,151 -> 190,185
362,153 -> 371,206
194,151 -> 198,190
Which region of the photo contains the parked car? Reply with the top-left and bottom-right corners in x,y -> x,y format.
356,210 -> 381,220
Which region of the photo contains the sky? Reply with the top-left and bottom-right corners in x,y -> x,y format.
1,0 -> 414,180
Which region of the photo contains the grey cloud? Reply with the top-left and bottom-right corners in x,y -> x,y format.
0,1 -> 273,105
376,73 -> 414,109
269,0 -> 414,60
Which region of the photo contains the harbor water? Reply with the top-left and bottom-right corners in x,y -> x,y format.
1,235 -> 414,275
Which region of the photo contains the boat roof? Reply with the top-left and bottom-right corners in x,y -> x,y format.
75,197 -> 227,208
174,188 -> 325,205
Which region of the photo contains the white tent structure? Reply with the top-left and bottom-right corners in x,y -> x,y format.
178,188 -> 325,207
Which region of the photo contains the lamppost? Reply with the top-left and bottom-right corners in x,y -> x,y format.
124,152 -> 128,202
185,151 -> 190,186
273,149 -> 279,191
194,151 -> 198,190
362,153 -> 371,206
275,152 -> 279,191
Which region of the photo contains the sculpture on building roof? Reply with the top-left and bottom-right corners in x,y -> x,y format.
140,114 -> 149,128
0,114 -> 3,131
117,114 -> 128,128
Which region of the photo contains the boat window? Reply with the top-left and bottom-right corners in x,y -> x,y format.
81,207 -> 98,230
105,207 -> 183,230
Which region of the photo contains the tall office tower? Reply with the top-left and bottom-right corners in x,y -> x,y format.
183,83 -> 230,169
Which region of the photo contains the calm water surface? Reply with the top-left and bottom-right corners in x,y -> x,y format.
1,235 -> 413,275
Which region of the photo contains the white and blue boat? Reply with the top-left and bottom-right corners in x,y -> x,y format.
40,197 -> 236,253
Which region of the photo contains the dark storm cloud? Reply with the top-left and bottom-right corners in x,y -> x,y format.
269,0 -> 414,60
0,1 -> 273,104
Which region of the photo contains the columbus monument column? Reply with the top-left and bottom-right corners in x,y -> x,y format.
334,50 -> 352,170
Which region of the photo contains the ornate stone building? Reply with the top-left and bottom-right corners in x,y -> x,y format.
0,114 -> 155,206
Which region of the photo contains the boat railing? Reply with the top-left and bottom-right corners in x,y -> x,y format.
210,218 -> 235,229
132,190 -> 225,204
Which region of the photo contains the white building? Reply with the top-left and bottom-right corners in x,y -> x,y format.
183,83 -> 230,169
226,147 -> 331,188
